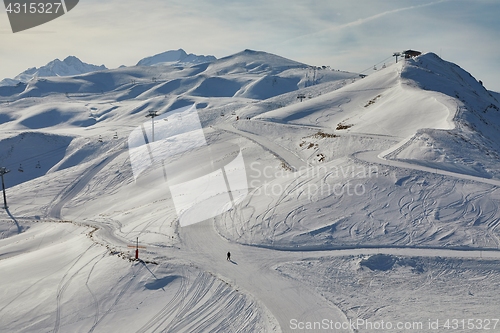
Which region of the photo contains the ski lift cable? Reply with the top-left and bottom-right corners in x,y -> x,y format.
335,55 -> 395,84
1,138 -> 92,169
1,132 -> 112,168
2,136 -> 124,170
356,55 -> 393,76
1,145 -> 69,169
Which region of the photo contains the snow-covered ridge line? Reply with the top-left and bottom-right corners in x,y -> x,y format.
0,56 -> 107,87
136,48 -> 216,67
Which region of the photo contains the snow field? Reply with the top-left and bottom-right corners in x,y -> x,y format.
0,50 -> 500,332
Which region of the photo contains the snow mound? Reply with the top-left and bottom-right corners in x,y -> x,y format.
191,76 -> 242,97
360,254 -> 423,272
360,254 -> 397,271
236,75 -> 301,100
18,103 -> 96,129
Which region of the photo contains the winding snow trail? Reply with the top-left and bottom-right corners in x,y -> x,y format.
355,150 -> 500,187
179,222 -> 352,333
216,123 -> 308,171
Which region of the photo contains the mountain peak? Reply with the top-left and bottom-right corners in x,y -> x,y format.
402,52 -> 487,97
63,55 -> 83,65
205,49 -> 308,76
136,49 -> 216,67
0,56 -> 107,86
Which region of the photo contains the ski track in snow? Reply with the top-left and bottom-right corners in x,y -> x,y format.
47,148 -> 125,220
53,244 -> 99,333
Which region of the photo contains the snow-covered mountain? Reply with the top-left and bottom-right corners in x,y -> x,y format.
1,49 -> 500,333
0,56 -> 107,87
136,48 -> 216,67
0,49 -> 355,102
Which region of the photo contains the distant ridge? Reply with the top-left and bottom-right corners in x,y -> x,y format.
0,56 -> 107,86
136,49 -> 216,67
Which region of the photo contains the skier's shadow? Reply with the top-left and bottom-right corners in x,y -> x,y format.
229,259 -> 238,265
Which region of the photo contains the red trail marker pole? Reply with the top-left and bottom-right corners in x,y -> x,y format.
127,237 -> 146,260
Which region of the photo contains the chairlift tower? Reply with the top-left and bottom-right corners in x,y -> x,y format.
393,52 -> 401,63
146,111 -> 159,142
0,167 -> 10,209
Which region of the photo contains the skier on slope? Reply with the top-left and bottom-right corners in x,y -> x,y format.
227,251 -> 231,261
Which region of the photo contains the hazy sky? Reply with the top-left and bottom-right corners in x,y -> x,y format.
1,0 -> 499,91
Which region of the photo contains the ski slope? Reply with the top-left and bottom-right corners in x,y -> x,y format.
1,50 -> 500,332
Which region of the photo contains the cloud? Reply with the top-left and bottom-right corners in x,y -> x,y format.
276,0 -> 452,47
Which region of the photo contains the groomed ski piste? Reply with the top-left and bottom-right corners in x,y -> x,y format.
1,50 -> 500,333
